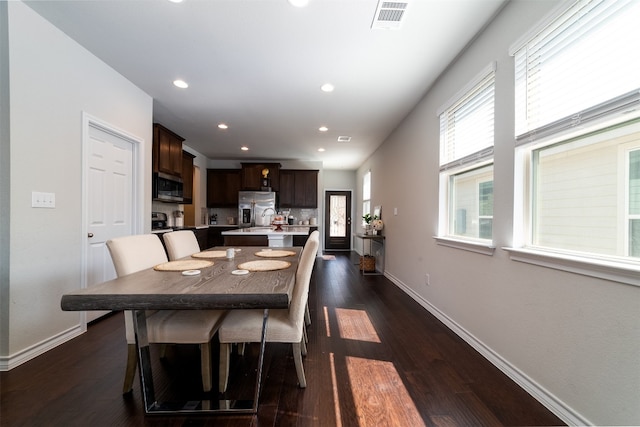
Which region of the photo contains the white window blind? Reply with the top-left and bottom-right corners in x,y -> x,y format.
439,70 -> 495,171
512,0 -> 640,143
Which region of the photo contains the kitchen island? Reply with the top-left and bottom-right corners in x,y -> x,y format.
222,226 -> 315,247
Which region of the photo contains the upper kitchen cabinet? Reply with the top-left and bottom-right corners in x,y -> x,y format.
207,169 -> 241,207
153,123 -> 185,178
181,151 -> 195,204
241,163 -> 281,192
279,169 -> 319,208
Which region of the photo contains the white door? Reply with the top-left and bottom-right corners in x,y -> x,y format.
84,120 -> 135,322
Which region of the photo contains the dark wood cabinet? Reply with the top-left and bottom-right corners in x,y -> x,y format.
193,228 -> 208,250
153,123 -> 184,178
208,226 -> 237,247
293,226 -> 318,246
279,169 -> 318,208
181,151 -> 195,204
241,163 -> 281,192
207,169 -> 241,207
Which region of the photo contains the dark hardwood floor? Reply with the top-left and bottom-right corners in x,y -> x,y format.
1,252 -> 565,426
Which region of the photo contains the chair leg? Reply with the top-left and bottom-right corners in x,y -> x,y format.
200,342 -> 212,392
238,342 -> 245,356
219,343 -> 231,393
292,341 -> 307,388
304,302 -> 311,326
301,335 -> 308,356
303,324 -> 308,344
158,343 -> 167,358
123,343 -> 137,394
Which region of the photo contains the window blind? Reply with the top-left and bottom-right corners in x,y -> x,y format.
513,0 -> 640,143
439,72 -> 495,171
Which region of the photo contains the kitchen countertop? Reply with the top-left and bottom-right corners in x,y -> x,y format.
221,226 -> 312,236
151,224 -> 317,233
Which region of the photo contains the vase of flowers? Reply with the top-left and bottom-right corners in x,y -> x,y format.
372,218 -> 384,235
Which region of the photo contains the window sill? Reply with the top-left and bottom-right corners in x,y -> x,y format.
502,247 -> 640,287
434,236 -> 495,256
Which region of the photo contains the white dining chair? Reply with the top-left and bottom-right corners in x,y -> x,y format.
106,234 -> 226,394
218,232 -> 319,392
162,230 -> 201,260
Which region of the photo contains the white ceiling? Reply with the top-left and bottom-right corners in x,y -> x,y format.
26,0 -> 506,170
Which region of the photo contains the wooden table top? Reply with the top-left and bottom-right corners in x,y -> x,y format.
61,246 -> 301,312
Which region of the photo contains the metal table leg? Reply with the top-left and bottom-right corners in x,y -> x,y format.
132,309 -> 271,415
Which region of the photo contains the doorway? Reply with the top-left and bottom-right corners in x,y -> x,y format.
82,115 -> 140,323
324,191 -> 352,250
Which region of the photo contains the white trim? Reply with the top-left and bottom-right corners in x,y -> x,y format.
502,247 -> 640,287
434,236 -> 495,255
436,61 -> 496,117
0,324 -> 85,371
383,270 -> 592,427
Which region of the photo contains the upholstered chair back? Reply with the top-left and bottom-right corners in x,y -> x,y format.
163,230 -> 201,261
288,233 -> 319,329
106,234 -> 168,277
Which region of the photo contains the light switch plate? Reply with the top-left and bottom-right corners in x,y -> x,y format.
32,191 -> 56,208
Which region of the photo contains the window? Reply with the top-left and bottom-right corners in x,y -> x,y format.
509,0 -> 640,283
529,123 -> 640,259
362,170 -> 371,225
626,147 -> 640,257
437,63 -> 496,249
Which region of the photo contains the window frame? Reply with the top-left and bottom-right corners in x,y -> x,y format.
436,63 -> 497,255
362,170 -> 371,226
506,0 -> 640,286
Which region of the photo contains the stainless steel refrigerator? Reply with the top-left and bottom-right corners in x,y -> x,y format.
238,191 -> 277,227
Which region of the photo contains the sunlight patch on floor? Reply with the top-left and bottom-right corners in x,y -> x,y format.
335,308 -> 381,343
329,352 -> 343,427
323,306 -> 332,337
346,356 -> 426,427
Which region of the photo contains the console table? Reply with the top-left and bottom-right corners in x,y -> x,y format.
354,233 -> 385,275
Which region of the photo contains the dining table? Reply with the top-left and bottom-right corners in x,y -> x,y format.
60,246 -> 301,416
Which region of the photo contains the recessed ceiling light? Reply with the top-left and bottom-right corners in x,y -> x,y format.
288,0 -> 309,7
318,148 -> 326,152
218,123 -> 228,129
319,126 -> 328,132
168,0 -> 183,3
241,146 -> 249,151
173,79 -> 188,89
321,83 -> 334,93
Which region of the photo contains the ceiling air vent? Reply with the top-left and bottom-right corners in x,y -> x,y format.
371,1 -> 409,30
337,136 -> 352,143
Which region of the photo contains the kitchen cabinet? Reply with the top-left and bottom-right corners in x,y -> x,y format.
193,227 -> 208,250
293,226 -> 318,246
208,226 -> 237,247
207,169 -> 241,207
181,151 -> 195,204
153,123 -> 184,178
241,163 -> 281,192
279,169 -> 318,208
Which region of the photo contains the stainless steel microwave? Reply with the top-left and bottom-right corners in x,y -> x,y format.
153,172 -> 183,203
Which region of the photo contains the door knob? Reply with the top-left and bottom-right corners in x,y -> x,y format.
87,233 -> 94,238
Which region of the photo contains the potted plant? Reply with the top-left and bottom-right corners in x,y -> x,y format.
362,213 -> 373,234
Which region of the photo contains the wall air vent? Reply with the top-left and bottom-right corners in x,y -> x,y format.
371,1 -> 409,30
337,136 -> 352,143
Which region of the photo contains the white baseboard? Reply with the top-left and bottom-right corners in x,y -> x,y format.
0,323 -> 85,371
384,271 -> 591,427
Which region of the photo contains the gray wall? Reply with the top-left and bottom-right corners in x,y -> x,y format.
1,2 -> 152,367
358,1 -> 639,425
